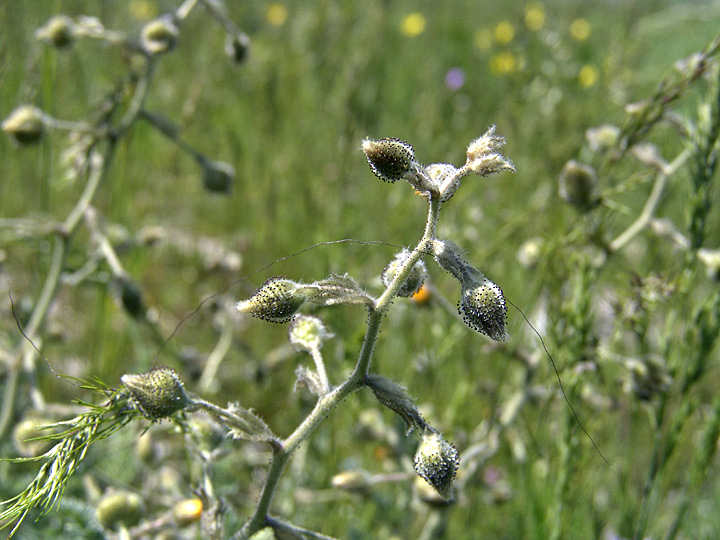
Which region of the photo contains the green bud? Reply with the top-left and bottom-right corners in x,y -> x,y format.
202,160 -> 234,194
459,277 -> 507,341
237,277 -> 307,323
2,105 -> 45,145
96,491 -> 144,530
36,15 -> 76,49
13,416 -> 56,457
366,374 -> 427,434
140,16 -> 179,55
381,249 -> 427,297
362,138 -> 415,183
119,278 -> 146,319
121,366 -> 189,420
413,431 -> 460,500
289,314 -> 333,352
558,160 -> 599,210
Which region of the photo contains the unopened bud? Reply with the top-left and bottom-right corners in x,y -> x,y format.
36,15 -> 76,49
96,491 -> 144,530
225,32 -> 250,64
331,470 -> 371,493
381,249 -> 427,297
2,105 -> 45,145
122,367 -> 189,420
237,277 -> 307,323
558,160 -> 598,210
413,431 -> 460,500
427,162 -> 460,202
431,239 -> 477,283
466,125 -> 515,177
362,138 -> 415,183
289,315 -> 333,352
173,498 -> 203,527
202,160 -> 234,194
459,277 -> 507,341
140,16 -> 178,55
366,374 -> 427,434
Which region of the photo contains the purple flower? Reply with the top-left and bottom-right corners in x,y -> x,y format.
445,67 -> 466,90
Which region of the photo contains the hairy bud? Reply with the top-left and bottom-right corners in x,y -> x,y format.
459,277 -> 507,341
2,105 -> 45,145
413,431 -> 460,500
121,367 -> 189,421
289,315 -> 333,352
366,374 -> 427,434
465,125 -> 515,177
140,16 -> 179,55
237,277 -> 307,323
362,138 -> 415,183
381,249 -> 427,297
558,160 -> 599,210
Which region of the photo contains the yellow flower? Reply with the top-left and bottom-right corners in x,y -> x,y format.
569,18 -> 591,41
473,28 -> 493,52
494,21 -> 515,45
490,51 -> 518,76
266,4 -> 288,27
578,64 -> 599,88
400,12 -> 426,37
524,3 -> 545,31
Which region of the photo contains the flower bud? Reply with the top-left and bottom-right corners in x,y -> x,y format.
140,16 -> 179,55
459,277 -> 507,341
289,314 -> 334,352
202,160 -> 234,194
381,249 -> 427,297
362,138 -> 415,183
236,277 -> 307,323
413,431 -> 460,500
2,105 -> 45,145
36,15 -> 76,49
558,160 -> 599,210
466,125 -> 515,177
173,498 -> 203,527
225,32 -> 250,64
366,374 -> 427,434
121,366 -> 189,421
96,491 -> 144,530
431,239 -> 476,283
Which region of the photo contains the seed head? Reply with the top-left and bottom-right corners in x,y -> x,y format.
413,431 -> 460,500
237,277 -> 307,323
459,277 -> 507,341
140,16 -> 179,55
2,105 -> 45,146
121,366 -> 189,421
381,249 -> 427,297
362,138 -> 415,183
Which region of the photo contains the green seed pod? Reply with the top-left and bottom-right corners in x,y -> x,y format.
202,160 -> 234,194
121,366 -> 189,421
362,138 -> 415,183
413,431 -> 460,500
289,314 -> 333,352
2,105 -> 45,145
381,249 -> 427,297
140,16 -> 179,55
96,491 -> 144,530
36,15 -> 76,49
558,160 -> 599,210
458,277 -> 507,341
237,277 -> 307,323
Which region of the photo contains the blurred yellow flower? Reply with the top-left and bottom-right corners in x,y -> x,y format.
524,3 -> 545,31
494,21 -> 515,45
569,18 -> 591,41
266,4 -> 288,27
400,13 -> 426,37
473,28 -> 493,52
490,51 -> 518,75
129,0 -> 158,20
578,64 -> 599,88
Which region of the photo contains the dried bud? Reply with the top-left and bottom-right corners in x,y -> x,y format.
122,367 -> 189,420
173,498 -> 203,527
2,105 -> 45,145
225,32 -> 250,64
331,470 -> 371,493
466,125 -> 515,177
289,315 -> 334,352
36,15 -> 76,49
381,249 -> 427,297
202,160 -> 234,194
140,16 -> 179,55
362,138 -> 415,183
237,277 -> 307,323
96,491 -> 144,530
459,277 -> 507,341
558,160 -> 599,210
413,431 -> 460,500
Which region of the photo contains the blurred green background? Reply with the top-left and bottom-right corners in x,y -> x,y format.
2,0 -> 720,538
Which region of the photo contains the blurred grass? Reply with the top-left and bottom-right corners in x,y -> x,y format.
2,0 -> 720,538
